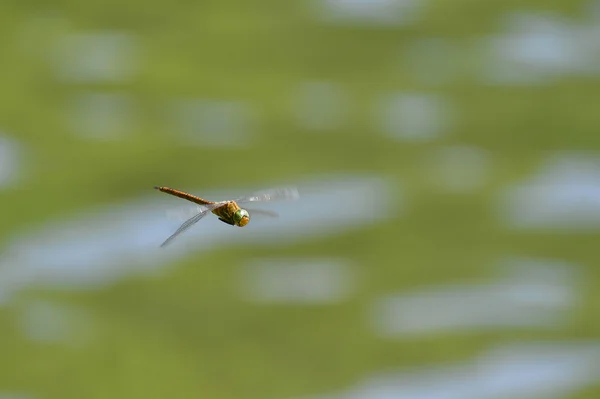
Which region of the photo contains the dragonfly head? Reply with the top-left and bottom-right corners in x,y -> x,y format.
233,208 -> 250,227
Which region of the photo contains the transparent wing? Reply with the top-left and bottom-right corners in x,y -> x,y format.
159,204 -> 218,248
165,204 -> 207,222
236,187 -> 299,204
245,208 -> 279,218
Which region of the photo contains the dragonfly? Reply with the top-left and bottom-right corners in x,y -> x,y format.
154,185 -> 299,247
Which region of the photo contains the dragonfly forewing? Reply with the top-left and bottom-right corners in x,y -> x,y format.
244,208 -> 279,218
236,187 -> 299,204
166,204 -> 209,222
160,204 -> 219,247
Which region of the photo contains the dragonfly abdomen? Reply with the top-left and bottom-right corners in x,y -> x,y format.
154,186 -> 215,205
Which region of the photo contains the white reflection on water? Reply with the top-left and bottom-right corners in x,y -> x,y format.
377,92 -> 453,143
238,258 -> 357,304
498,152 -> 600,230
314,0 -> 424,27
423,145 -> 492,194
66,92 -> 137,140
293,81 -> 348,131
51,31 -> 139,83
482,11 -> 600,85
369,257 -> 579,337
588,0 -> 600,21
292,342 -> 600,399
169,98 -> 256,147
0,174 -> 395,304
0,134 -> 23,189
0,394 -> 33,399
404,38 -> 461,86
18,300 -> 90,345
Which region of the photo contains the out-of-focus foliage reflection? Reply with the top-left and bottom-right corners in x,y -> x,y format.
1,0 -> 600,398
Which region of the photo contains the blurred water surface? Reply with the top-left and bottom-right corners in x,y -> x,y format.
0,0 -> 599,398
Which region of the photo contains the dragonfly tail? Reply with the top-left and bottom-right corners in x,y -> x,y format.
154,186 -> 215,206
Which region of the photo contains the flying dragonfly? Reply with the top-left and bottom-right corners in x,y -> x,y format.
154,186 -> 299,247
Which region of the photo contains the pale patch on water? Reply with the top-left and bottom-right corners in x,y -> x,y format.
292,81 -> 348,131
290,342 -> 600,399
482,11 -> 600,85
587,0 -> 600,17
66,92 -> 137,140
498,152 -> 600,230
0,174 -> 396,305
0,394 -> 34,399
313,0 -> 424,27
404,38 -> 462,86
169,99 -> 255,147
238,258 -> 357,304
17,300 -> 90,346
422,145 -> 492,193
51,31 -> 139,83
587,0 -> 600,22
18,11 -> 70,59
369,256 -> 579,337
0,134 -> 23,189
376,92 -> 453,142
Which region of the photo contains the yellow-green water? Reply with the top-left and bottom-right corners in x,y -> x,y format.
1,1 -> 600,398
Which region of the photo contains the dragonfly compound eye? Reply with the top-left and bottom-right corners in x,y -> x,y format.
234,209 -> 250,226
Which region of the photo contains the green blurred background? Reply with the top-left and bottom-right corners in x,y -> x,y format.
1,0 -> 600,398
